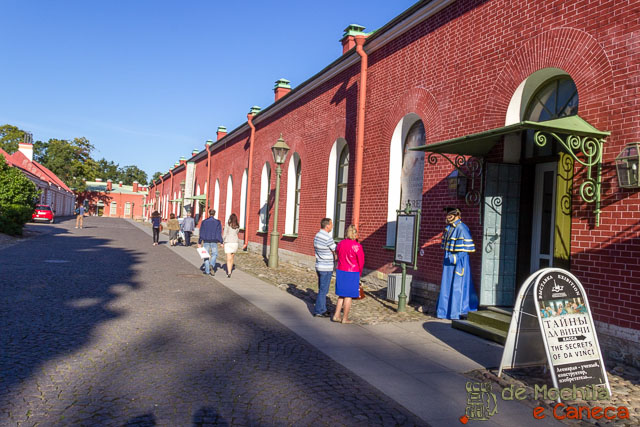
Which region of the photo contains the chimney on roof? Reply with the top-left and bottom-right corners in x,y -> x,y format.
274,79 -> 291,101
106,179 -> 112,191
206,139 -> 213,148
174,162 -> 180,169
179,156 -> 187,166
18,143 -> 33,161
216,126 -> 227,141
341,24 -> 367,54
18,132 -> 33,161
192,149 -> 199,157
119,181 -> 123,187
133,181 -> 139,192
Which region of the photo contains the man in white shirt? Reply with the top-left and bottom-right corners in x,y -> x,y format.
313,218 -> 336,317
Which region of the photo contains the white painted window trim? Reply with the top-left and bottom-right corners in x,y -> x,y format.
326,138 -> 347,220
285,153 -> 300,235
386,114 -> 421,246
259,163 -> 271,231
225,175 -> 233,225
240,169 -> 248,228
213,181 -> 219,219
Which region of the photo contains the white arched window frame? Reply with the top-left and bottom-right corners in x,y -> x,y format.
213,180 -> 220,219
285,153 -> 301,235
196,185 -> 201,218
325,138 -> 348,222
240,169 -> 248,228
225,175 -> 233,225
504,67 -> 571,161
110,201 -> 117,216
259,163 -> 271,232
386,113 -> 423,246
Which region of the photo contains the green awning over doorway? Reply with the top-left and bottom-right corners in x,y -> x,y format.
411,115 -> 610,156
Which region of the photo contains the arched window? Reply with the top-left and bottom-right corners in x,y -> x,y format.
213,180 -> 220,219
225,175 -> 233,225
240,169 -> 248,228
259,163 -> 271,232
524,77 -> 578,158
110,201 -> 117,216
386,115 -> 425,246
334,145 -> 349,239
124,202 -> 131,217
285,153 -> 302,235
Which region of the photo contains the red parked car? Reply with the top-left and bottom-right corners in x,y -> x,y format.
32,205 -> 55,223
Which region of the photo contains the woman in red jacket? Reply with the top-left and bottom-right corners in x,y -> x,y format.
333,225 -> 364,324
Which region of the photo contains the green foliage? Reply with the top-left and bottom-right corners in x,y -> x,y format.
117,165 -> 148,186
0,204 -> 34,235
2,123 -> 150,192
0,124 -> 26,154
96,158 -> 119,180
0,156 -> 39,235
152,171 -> 162,182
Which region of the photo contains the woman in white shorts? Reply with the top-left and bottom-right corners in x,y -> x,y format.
223,213 -> 240,278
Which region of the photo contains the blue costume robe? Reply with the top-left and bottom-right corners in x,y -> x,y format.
436,219 -> 479,319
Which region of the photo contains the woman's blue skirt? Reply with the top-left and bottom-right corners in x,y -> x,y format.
335,269 -> 360,298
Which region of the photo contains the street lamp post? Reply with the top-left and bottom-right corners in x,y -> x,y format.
180,180 -> 186,217
268,134 -> 290,268
155,190 -> 160,212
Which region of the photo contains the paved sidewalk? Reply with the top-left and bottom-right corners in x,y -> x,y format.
130,220 -> 560,426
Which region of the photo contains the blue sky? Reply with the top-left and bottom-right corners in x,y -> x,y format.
1,0 -> 416,178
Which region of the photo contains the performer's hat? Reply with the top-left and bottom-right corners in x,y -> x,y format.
444,206 -> 461,216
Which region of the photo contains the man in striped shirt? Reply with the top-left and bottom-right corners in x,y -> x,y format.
313,218 -> 336,317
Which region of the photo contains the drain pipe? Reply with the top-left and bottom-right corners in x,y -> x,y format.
352,35 -> 368,231
169,169 -> 174,216
205,141 -> 213,219
243,110 -> 257,250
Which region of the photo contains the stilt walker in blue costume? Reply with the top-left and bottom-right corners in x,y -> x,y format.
437,207 -> 479,319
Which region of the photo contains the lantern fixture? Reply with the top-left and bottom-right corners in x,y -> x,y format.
180,180 -> 185,193
615,143 -> 640,189
155,190 -> 160,198
447,169 -> 467,199
271,134 -> 290,165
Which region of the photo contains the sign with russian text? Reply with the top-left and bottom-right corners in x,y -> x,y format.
394,213 -> 417,265
533,269 -> 610,393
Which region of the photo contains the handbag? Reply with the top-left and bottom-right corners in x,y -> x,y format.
354,283 -> 366,300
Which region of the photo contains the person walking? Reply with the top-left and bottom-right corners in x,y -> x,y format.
167,213 -> 180,246
151,211 -> 161,246
313,218 -> 336,318
223,213 -> 240,278
75,204 -> 85,229
182,212 -> 195,247
198,209 -> 223,276
333,225 -> 364,324
436,207 -> 478,319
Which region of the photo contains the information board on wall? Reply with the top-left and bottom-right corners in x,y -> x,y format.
394,214 -> 416,265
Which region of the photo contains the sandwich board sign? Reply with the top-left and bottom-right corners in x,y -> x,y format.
499,268 -> 611,399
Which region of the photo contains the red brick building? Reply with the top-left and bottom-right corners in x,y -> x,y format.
150,0 -> 639,365
80,179 -> 148,220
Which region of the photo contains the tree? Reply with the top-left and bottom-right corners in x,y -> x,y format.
151,171 -> 163,182
95,158 -> 119,180
0,124 -> 26,154
0,155 -> 39,235
116,165 -> 148,186
38,137 -> 97,192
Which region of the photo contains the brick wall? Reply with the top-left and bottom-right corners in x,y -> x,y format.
154,0 -> 639,332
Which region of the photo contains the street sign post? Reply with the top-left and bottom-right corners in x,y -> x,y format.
393,202 -> 420,312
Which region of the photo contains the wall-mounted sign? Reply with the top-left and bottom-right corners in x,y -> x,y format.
500,268 -> 611,399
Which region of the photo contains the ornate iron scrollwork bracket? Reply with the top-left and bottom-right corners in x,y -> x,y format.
427,153 -> 483,206
534,131 -> 604,227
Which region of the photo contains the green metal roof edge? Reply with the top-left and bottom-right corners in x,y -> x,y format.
411,116 -> 610,156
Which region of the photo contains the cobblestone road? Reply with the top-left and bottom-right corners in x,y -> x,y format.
0,218 -> 424,426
